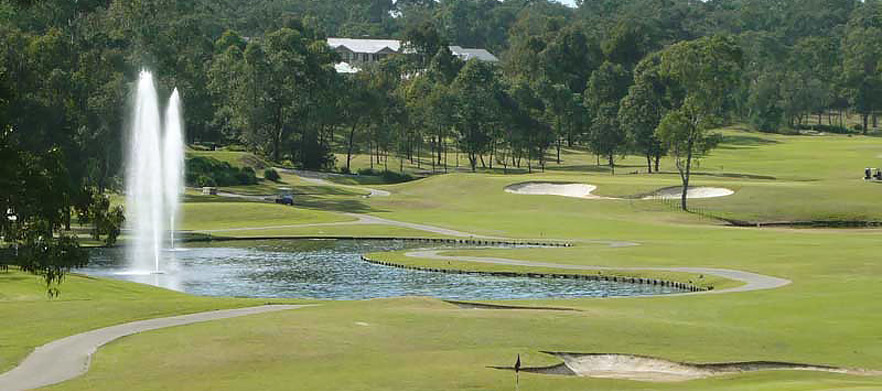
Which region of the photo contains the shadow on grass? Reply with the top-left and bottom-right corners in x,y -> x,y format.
717,134 -> 781,149
292,195 -> 387,214
546,164 -> 647,173
655,171 -> 777,180
291,185 -> 365,197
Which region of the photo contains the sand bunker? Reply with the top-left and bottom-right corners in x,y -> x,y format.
495,353 -> 878,382
504,182 -> 606,199
505,183 -> 734,201
643,186 -> 734,200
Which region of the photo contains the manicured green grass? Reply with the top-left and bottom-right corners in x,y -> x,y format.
335,128 -> 882,221
187,150 -> 269,170
45,288 -> 882,391
368,248 -> 737,290
180,202 -> 355,231
7,127 -> 882,390
202,224 -> 449,238
0,268 -> 275,374
368,249 -> 728,290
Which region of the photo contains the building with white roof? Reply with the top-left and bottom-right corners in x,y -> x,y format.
448,46 -> 499,62
327,38 -> 401,64
327,37 -> 498,73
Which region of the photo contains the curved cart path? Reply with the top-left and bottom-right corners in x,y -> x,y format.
0,305 -> 306,391
405,250 -> 791,294
193,213 -> 489,238
278,168 -> 391,197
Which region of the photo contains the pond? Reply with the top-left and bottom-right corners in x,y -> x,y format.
80,240 -> 686,300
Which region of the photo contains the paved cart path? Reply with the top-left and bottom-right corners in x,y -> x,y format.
0,305 -> 306,391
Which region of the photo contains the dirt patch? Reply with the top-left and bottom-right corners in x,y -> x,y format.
492,352 -> 880,382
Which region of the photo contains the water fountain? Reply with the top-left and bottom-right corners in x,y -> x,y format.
163,89 -> 184,248
126,70 -> 185,273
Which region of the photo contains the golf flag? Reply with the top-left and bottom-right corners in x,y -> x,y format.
514,354 -> 521,390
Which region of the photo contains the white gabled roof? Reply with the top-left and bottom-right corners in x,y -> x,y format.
449,46 -> 499,62
327,38 -> 401,54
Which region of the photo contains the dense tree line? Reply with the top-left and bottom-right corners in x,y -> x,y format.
4,0 -> 882,285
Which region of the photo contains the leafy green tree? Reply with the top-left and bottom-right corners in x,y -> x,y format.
618,53 -> 671,173
210,25 -> 338,168
746,70 -> 785,132
402,20 -> 446,69
338,73 -> 378,173
584,61 -> 631,173
602,18 -> 659,69
655,35 -> 743,210
842,3 -> 882,134
506,78 -> 552,172
450,59 -> 503,172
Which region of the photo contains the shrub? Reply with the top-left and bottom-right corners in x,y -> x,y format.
264,168 -> 281,182
234,167 -> 258,185
222,144 -> 248,152
186,156 -> 257,187
195,175 -> 216,187
355,168 -> 414,183
794,124 -> 855,135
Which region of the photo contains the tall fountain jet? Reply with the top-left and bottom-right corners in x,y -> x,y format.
126,70 -> 185,273
163,89 -> 185,248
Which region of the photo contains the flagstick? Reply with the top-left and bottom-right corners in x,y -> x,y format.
514,353 -> 521,391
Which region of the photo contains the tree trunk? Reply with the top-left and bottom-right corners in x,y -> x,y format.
646,155 -> 652,174
430,138 -> 436,173
441,140 -> 447,174
489,143 -> 495,169
608,154 -> 615,175
681,138 -> 695,211
437,133 -> 442,166
654,154 -> 661,173
272,129 -> 281,163
346,122 -> 358,173
556,137 -> 561,164
863,114 -> 869,135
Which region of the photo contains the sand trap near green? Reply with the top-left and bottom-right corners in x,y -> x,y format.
643,186 -> 735,199
504,182 -> 734,200
515,353 -> 881,382
504,182 -> 607,199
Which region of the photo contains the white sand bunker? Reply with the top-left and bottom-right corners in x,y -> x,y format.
500,353 -> 878,382
504,182 -> 607,199
644,186 -> 734,200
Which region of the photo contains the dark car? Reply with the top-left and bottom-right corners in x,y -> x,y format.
275,195 -> 294,206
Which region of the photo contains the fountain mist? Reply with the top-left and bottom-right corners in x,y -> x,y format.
163,89 -> 184,247
126,70 -> 185,273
